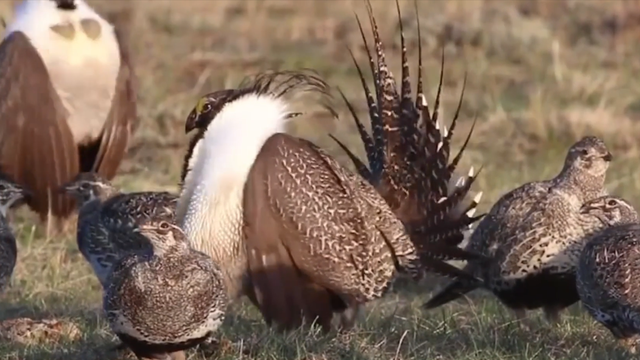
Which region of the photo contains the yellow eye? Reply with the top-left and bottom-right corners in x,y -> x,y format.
195,97 -> 208,114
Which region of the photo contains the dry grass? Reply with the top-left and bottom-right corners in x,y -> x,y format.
1,0 -> 640,359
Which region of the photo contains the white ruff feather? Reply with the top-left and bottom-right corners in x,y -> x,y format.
5,0 -> 121,144
177,94 -> 291,253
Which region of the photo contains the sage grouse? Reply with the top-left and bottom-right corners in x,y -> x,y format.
104,218 -> 228,360
329,0 -> 484,325
0,0 -> 137,227
577,198 -> 640,353
0,173 -> 30,293
177,67 -> 482,333
425,136 -> 612,323
60,172 -> 177,288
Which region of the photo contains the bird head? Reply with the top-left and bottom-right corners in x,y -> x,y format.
580,196 -> 638,227
58,172 -> 114,206
135,218 -> 188,256
185,90 -> 239,134
563,136 -> 612,177
0,174 -> 31,217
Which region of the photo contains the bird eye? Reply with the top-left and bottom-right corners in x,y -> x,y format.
159,221 -> 170,230
607,199 -> 618,207
579,149 -> 589,156
80,183 -> 90,190
202,103 -> 212,113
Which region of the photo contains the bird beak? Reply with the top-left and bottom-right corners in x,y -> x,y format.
185,110 -> 198,134
20,187 -> 33,200
580,205 -> 595,214
56,184 -> 70,194
602,152 -> 613,162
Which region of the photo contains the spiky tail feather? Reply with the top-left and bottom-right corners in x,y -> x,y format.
423,276 -> 483,309
331,0 -> 484,277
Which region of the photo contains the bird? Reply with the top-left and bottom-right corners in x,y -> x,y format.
327,0 -> 484,327
577,199 -> 640,354
104,218 -> 228,360
176,63 -> 484,333
0,172 -> 30,293
0,0 -> 138,232
59,172 -> 177,288
425,135 -> 613,323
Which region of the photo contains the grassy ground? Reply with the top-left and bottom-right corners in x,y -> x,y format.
1,0 -> 640,359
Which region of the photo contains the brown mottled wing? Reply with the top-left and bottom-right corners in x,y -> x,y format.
424,181 -> 552,309
244,133 -> 480,331
0,32 -> 78,219
91,17 -> 137,179
579,224 -> 640,306
243,134 -> 340,332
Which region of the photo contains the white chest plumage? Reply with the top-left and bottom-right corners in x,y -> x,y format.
5,0 -> 121,145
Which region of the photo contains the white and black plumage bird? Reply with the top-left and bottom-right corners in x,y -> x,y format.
60,172 -> 177,288
104,218 -> 227,360
577,197 -> 640,354
177,66 -> 482,333
0,0 -> 137,228
0,172 -> 30,293
425,136 -> 612,323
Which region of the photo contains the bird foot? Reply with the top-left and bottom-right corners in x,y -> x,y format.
106,341 -> 129,354
512,309 -> 533,331
619,337 -> 640,354
196,337 -> 236,357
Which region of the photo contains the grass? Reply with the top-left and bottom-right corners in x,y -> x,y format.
1,0 -> 640,358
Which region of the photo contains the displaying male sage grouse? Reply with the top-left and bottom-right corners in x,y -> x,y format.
425,136 -> 612,323
104,218 -> 228,360
0,172 -> 30,293
329,0 -> 484,325
60,172 -> 177,288
577,199 -> 640,354
177,65 -> 483,333
0,0 -> 137,228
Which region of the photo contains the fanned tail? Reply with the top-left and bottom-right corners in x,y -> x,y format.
331,0 -> 485,277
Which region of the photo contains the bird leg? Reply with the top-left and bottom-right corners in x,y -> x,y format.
138,353 -> 176,360
46,189 -> 53,241
196,336 -> 223,357
169,351 -> 186,360
543,306 -> 562,325
107,340 -> 129,353
513,309 -> 532,330
337,304 -> 361,332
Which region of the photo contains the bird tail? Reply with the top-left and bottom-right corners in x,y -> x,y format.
331,0 -> 484,273
423,276 -> 483,309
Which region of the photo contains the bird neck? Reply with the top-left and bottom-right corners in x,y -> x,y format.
149,238 -> 189,258
554,166 -> 605,201
96,186 -> 119,201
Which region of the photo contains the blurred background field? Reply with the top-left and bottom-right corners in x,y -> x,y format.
1,0 -> 640,359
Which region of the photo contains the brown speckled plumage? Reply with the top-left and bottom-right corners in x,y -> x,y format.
104,218 -> 227,360
178,65 -> 483,333
60,172 -> 177,288
0,172 -> 30,293
426,136 -> 612,321
577,198 -> 640,354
